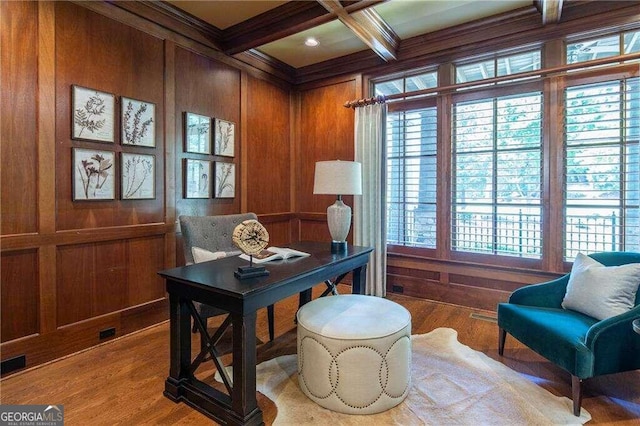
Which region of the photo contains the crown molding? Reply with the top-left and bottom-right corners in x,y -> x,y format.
234,50 -> 297,85
121,1 -> 224,49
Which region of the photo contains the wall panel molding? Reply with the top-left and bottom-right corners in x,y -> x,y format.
37,2 -> 58,335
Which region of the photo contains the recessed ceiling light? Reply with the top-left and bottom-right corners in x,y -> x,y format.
305,37 -> 319,47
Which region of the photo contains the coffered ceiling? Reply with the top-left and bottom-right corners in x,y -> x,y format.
165,0 -> 547,68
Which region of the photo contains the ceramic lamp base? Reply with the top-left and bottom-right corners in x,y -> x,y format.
327,198 -> 351,243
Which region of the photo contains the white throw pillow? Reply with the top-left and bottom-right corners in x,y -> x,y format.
192,247 -> 227,264
561,252 -> 640,320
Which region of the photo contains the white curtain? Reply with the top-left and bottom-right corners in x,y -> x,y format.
353,103 -> 387,296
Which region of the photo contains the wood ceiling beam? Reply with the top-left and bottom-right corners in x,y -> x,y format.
317,0 -> 399,62
223,0 -> 384,56
537,0 -> 564,25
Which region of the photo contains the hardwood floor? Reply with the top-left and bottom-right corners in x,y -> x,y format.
2,285 -> 638,425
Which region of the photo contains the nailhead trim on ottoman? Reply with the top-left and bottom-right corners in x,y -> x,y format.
296,294 -> 412,414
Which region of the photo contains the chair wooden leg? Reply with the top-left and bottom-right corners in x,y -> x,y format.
498,327 -> 506,356
267,304 -> 275,342
571,375 -> 583,416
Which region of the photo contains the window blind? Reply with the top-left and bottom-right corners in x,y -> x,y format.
563,77 -> 640,260
386,107 -> 437,248
452,92 -> 543,258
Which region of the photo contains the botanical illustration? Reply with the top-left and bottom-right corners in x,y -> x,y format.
121,153 -> 155,199
122,97 -> 155,147
72,86 -> 115,142
214,118 -> 235,157
185,159 -> 211,198
73,148 -> 115,200
214,162 -> 235,198
185,112 -> 211,154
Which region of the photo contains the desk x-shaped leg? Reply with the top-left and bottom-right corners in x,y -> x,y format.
297,272 -> 349,314
320,272 -> 348,297
187,301 -> 233,395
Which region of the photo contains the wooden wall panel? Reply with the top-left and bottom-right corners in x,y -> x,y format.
1,250 -> 39,342
246,75 -> 291,214
1,299 -> 167,372
2,0 -> 293,375
261,218 -> 292,247
56,244 -> 93,326
387,255 -> 561,311
55,2 -> 165,231
56,237 -> 165,327
1,1 -> 38,235
387,273 -> 510,312
57,241 -> 127,326
295,79 -> 357,243
299,220 -> 332,242
92,242 -> 128,317
175,46 -> 241,218
127,236 -> 166,306
297,80 -> 356,215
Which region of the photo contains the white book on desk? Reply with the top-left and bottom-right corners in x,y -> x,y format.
239,247 -> 310,264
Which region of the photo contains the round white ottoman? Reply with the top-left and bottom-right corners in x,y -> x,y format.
296,294 -> 411,414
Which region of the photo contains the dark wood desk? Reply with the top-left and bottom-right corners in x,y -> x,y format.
158,242 -> 373,425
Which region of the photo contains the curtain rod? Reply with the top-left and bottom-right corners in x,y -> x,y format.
343,52 -> 640,108
343,95 -> 386,109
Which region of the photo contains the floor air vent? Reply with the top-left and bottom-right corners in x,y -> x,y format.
1,355 -> 26,375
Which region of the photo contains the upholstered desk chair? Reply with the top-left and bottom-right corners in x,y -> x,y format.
498,251 -> 640,416
179,213 -> 275,342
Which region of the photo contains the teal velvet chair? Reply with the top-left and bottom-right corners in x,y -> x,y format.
497,251 -> 640,416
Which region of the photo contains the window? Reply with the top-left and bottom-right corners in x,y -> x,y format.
387,107 -> 437,248
375,72 -> 438,249
567,30 -> 640,64
374,29 -> 639,269
452,92 -> 543,258
563,77 -> 640,260
374,71 -> 437,99
456,50 -> 541,84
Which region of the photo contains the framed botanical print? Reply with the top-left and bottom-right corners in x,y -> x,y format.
184,112 -> 211,154
121,97 -> 156,147
72,85 -> 115,143
214,162 -> 235,198
73,148 -> 116,200
214,118 -> 235,157
121,152 -> 155,199
184,159 -> 211,199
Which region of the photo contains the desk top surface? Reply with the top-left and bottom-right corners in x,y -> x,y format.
158,241 -> 372,297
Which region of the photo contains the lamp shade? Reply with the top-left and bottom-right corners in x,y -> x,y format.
313,161 -> 362,195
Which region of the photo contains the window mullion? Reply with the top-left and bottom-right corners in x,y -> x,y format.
492,98 -> 499,255
401,113 -> 407,245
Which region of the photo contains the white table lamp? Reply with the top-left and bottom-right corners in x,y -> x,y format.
313,160 -> 362,253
